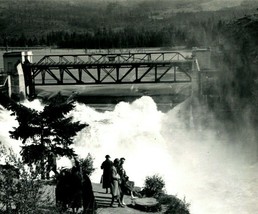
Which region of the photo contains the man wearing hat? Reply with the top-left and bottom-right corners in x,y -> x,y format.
101,155 -> 112,194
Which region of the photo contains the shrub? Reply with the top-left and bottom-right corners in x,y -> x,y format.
78,153 -> 96,176
142,174 -> 165,197
0,145 -> 51,214
158,194 -> 190,214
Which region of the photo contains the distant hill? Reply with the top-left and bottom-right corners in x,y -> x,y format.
0,0 -> 257,47
58,0 -> 251,12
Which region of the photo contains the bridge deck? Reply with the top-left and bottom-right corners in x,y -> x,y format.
30,60 -> 191,68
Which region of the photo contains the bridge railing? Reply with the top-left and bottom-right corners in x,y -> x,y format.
35,51 -> 190,65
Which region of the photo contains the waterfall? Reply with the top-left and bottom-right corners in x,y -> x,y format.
0,96 -> 257,214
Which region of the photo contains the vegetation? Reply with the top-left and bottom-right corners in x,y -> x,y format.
141,174 -> 190,213
0,145 -> 51,214
158,194 -> 190,214
78,153 -> 96,176
223,12 -> 258,100
206,10 -> 258,126
0,94 -> 93,212
142,174 -> 165,197
0,0 -> 257,49
0,93 -> 88,179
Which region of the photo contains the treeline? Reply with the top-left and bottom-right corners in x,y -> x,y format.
219,12 -> 258,100
2,27 -> 189,49
0,0 -> 257,49
1,17 -> 224,49
204,10 -> 258,125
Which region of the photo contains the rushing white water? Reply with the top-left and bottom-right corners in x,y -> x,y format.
0,96 -> 257,214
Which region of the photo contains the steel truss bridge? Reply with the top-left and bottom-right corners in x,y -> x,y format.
23,51 -> 193,96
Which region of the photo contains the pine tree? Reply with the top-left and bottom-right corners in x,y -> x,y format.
0,93 -> 88,179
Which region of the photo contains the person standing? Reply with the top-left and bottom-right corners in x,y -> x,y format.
117,157 -> 136,205
70,166 -> 82,213
82,171 -> 95,214
100,155 -> 112,194
110,158 -> 124,208
56,169 -> 70,212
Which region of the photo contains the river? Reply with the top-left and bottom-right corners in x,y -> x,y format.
0,48 -> 257,214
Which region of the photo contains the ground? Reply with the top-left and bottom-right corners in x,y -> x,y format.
42,182 -> 164,214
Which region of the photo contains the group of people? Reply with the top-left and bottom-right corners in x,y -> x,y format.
55,165 -> 95,214
101,155 -> 136,208
54,155 -> 135,212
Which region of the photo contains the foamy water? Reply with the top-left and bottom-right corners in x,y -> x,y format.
0,96 -> 257,214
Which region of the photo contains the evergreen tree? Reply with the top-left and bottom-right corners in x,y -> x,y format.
0,93 -> 88,179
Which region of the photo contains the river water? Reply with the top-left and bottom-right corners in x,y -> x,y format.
0,48 -> 257,214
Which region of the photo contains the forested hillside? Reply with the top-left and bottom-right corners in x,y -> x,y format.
216,11 -> 258,113
0,0 -> 257,48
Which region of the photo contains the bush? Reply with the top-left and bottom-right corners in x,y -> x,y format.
158,194 -> 190,214
0,145 -> 51,214
141,174 -> 190,213
78,153 -> 96,176
142,174 -> 165,197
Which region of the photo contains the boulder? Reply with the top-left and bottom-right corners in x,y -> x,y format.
131,197 -> 161,212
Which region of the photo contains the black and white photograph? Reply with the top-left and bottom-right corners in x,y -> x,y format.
0,0 -> 257,213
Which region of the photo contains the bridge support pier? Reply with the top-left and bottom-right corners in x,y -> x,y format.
189,47 -> 213,129
191,47 -> 212,98
3,51 -> 33,101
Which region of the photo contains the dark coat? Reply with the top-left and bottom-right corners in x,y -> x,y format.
55,170 -> 71,210
100,159 -> 112,189
70,170 -> 82,209
82,174 -> 95,213
117,164 -> 133,195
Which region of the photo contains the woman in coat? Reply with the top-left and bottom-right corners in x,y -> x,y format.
110,158 -> 124,208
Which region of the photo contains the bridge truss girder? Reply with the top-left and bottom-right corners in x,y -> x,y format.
29,61 -> 192,86
36,52 -> 188,65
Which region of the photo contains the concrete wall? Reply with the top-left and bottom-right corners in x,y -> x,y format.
191,58 -> 201,97
3,51 -> 33,100
191,47 -> 213,98
3,51 -> 33,74
10,63 -> 26,99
